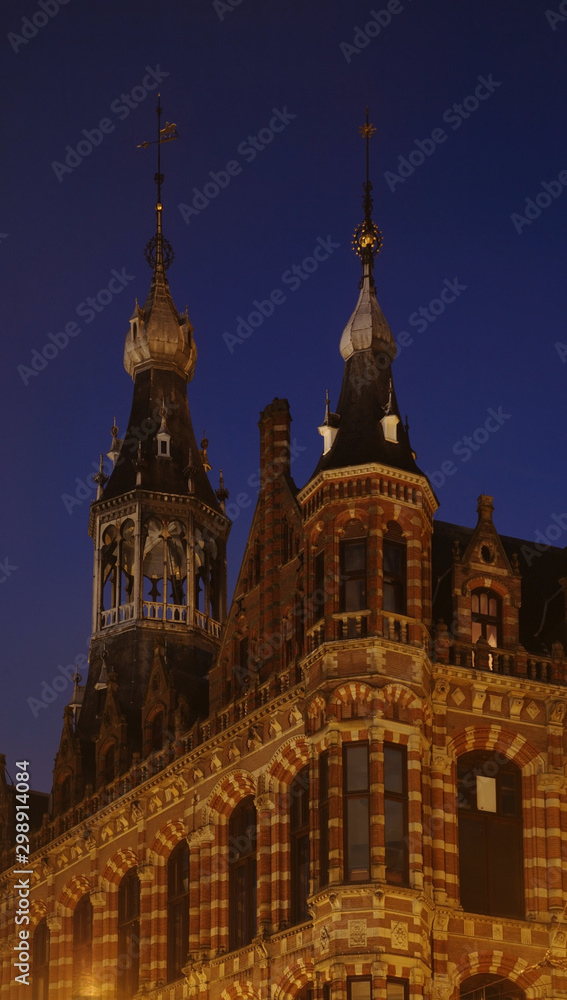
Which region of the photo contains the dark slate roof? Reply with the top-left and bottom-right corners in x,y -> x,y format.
432,519 -> 567,657
312,351 -> 422,477
99,367 -> 220,511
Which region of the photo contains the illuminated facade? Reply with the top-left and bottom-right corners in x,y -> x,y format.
1,122 -> 567,1000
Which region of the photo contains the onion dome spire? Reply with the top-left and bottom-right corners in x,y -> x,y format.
124,97 -> 195,382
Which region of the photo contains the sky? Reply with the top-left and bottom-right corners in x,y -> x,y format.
1,0 -> 566,792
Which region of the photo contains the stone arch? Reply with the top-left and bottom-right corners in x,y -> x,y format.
220,983 -> 259,1000
268,737 -> 310,784
306,692 -> 326,733
101,846 -> 139,886
447,726 -> 543,772
273,959 -> 315,1000
328,681 -> 373,709
378,682 -> 425,726
451,950 -> 543,996
58,873 -> 92,912
207,769 -> 256,817
461,575 -> 512,602
335,509 -> 369,533
149,818 -> 186,862
28,898 -> 47,932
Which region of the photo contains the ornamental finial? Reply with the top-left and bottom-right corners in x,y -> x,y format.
137,94 -> 178,274
352,107 -> 383,286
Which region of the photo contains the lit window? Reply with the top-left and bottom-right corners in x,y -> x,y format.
117,869 -> 140,998
228,797 -> 257,949
384,744 -> 408,885
167,842 -> 189,982
32,919 -> 50,1000
471,588 -> 501,647
343,743 -> 370,882
290,767 -> 310,924
457,752 -> 524,918
73,895 -> 93,996
340,540 -> 367,612
459,974 -> 525,999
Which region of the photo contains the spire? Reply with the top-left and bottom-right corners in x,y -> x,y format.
124,97 -> 195,382
339,109 -> 396,363
313,110 -> 419,478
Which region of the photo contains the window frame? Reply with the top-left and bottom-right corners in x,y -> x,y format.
471,587 -> 502,647
167,841 -> 189,982
384,742 -> 409,886
383,537 -> 407,614
32,918 -> 50,1000
319,751 -> 330,888
73,893 -> 93,994
290,767 -> 310,925
117,868 -> 140,999
339,538 -> 367,613
228,796 -> 257,950
343,742 -> 370,883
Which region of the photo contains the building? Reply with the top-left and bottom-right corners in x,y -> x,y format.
1,114 -> 567,1000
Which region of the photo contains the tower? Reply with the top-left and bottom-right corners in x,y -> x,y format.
51,101 -> 230,812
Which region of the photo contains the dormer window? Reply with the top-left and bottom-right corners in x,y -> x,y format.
381,414 -> 399,444
471,588 -> 501,647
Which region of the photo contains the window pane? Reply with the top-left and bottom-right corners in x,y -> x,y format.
344,542 -> 365,572
383,543 -> 402,575
384,745 -> 404,794
345,744 -> 369,792
480,593 -> 488,614
349,979 -> 372,1000
459,814 -> 488,913
346,797 -> 370,878
387,983 -> 407,1000
344,578 -> 365,611
384,798 -> 405,873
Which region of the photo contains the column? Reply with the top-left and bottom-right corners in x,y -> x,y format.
327,729 -> 343,885
137,863 -> 155,989
255,791 -> 275,932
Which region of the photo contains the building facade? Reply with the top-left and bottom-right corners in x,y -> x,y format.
1,127 -> 567,1000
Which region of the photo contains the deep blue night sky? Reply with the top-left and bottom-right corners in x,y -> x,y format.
1,0 -> 566,791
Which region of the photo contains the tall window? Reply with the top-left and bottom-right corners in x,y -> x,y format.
319,751 -> 330,887
384,743 -> 408,885
383,534 -> 406,614
314,550 -> 325,621
343,743 -> 370,882
471,589 -> 501,647
73,894 -> 93,997
117,869 -> 140,998
32,919 -> 50,1000
387,980 -> 409,1000
228,797 -> 257,950
347,977 -> 372,1000
340,539 -> 367,612
167,842 -> 189,982
290,767 -> 310,924
457,751 -> 524,918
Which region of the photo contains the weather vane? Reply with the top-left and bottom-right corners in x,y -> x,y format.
137,94 -> 178,271
352,106 -> 383,281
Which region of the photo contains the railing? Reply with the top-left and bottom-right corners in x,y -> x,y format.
193,609 -> 222,638
100,603 -> 135,628
447,641 -> 558,683
382,612 -> 411,644
334,611 -> 369,640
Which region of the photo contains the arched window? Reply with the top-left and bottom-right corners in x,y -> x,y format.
383,522 -> 406,614
460,974 -> 525,999
457,751 -> 524,918
117,869 -> 140,998
167,842 -> 189,982
60,774 -> 72,813
103,745 -> 116,786
151,711 -> 164,752
32,918 -> 50,1000
228,797 -> 257,950
290,767 -> 310,924
471,588 -> 501,647
73,894 -> 93,997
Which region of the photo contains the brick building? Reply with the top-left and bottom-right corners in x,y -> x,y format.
1,122 -> 567,1000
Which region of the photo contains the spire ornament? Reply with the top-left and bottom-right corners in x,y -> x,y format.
138,94 -> 178,273
352,108 -> 383,286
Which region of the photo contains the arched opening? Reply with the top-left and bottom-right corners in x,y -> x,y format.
117,869 -> 140,999
228,796 -> 257,949
383,522 -> 407,614
119,519 -> 135,611
460,974 -> 525,999
458,750 -> 524,918
32,918 -> 50,1000
290,766 -> 310,924
73,894 -> 93,998
167,841 -> 189,981
101,524 -> 118,618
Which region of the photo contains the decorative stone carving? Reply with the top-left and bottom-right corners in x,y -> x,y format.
391,921 -> 408,950
348,919 -> 367,948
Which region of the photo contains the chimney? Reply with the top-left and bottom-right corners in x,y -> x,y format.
258,398 -> 291,490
